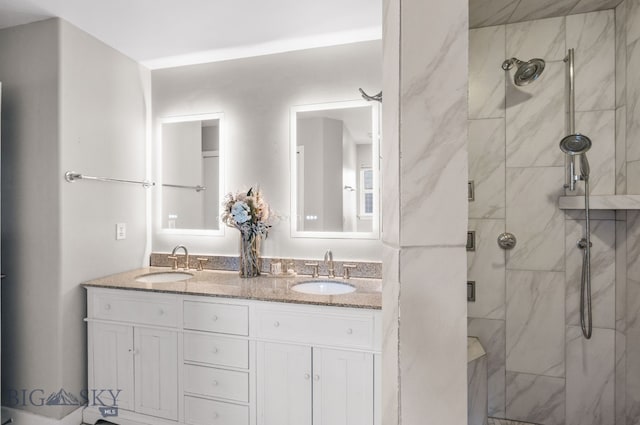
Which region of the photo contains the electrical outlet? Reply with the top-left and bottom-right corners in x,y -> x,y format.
116,223 -> 126,240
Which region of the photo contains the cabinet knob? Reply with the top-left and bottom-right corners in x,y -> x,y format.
212,347 -> 219,354
346,328 -> 353,335
104,304 -> 111,311
158,309 -> 165,316
213,412 -> 219,419
211,315 -> 218,322
314,374 -> 320,381
273,321 -> 280,327
212,380 -> 219,386
304,373 -> 311,380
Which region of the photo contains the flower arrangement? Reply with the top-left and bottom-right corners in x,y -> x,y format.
222,187 -> 271,277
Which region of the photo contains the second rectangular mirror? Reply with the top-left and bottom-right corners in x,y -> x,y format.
159,113 -> 224,234
291,100 -> 380,239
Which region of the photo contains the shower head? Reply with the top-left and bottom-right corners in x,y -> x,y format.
560,133 -> 592,179
502,57 -> 546,86
559,133 -> 592,155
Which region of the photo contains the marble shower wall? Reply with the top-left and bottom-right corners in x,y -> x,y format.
468,8 -> 621,425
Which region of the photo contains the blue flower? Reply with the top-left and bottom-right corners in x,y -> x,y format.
231,201 -> 251,224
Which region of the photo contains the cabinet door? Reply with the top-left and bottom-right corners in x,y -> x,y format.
133,327 -> 178,420
90,322 -> 134,411
312,348 -> 374,425
257,342 -> 312,425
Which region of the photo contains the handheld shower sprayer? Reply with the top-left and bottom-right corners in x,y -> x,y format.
559,133 -> 592,181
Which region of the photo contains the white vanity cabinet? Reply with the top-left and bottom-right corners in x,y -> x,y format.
254,303 -> 379,425
84,287 -> 381,425
87,290 -> 180,423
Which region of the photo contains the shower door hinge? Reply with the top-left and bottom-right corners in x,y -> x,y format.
468,181 -> 475,201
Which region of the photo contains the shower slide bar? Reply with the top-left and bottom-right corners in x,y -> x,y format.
162,183 -> 206,192
64,171 -> 155,188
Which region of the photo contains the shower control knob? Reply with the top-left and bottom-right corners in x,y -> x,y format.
497,232 -> 517,250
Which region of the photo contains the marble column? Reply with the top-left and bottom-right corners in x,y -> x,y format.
382,0 -> 469,424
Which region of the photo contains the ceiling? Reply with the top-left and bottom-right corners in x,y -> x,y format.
0,0 -> 623,69
470,0 -> 624,28
0,0 -> 381,69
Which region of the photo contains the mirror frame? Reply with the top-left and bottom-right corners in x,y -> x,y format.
156,112 -> 225,236
290,100 -> 380,239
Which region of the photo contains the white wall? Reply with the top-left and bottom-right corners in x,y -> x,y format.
0,18 -> 63,419
151,40 -> 382,260
0,18 -> 150,420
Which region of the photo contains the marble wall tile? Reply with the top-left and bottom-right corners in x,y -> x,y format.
381,0 -> 400,247
565,219 -> 616,329
469,0 -> 519,28
505,371 -> 566,425
570,0 -> 625,15
505,62 -> 565,167
468,219 -> 506,319
617,219 -> 628,333
509,1 -> 577,26
382,250 -> 399,425
469,119 -> 506,219
627,0 -> 640,46
574,110 -> 616,196
469,353 -> 489,425
469,26 -> 506,119
381,1 -> 399,423
468,318 -> 507,417
617,1 -> 627,108
616,330 -> 627,425
567,10 -> 616,112
506,17 -> 566,61
617,106 -> 628,194
398,0 -> 468,249
506,270 -> 565,377
399,246 -> 467,425
566,326 -> 616,425
505,167 -> 565,271
627,210 -> 640,424
626,39 -> 640,162
627,160 -> 640,194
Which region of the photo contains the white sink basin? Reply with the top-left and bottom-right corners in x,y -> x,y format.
291,280 -> 356,295
135,271 -> 194,283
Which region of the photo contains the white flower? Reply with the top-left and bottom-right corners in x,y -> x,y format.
231,201 -> 251,224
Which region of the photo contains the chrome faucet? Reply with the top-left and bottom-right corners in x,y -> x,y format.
324,249 -> 335,278
169,245 -> 189,270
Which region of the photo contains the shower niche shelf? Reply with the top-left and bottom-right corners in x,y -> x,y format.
558,195 -> 640,210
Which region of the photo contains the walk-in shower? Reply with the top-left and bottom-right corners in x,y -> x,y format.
501,57 -> 546,86
560,48 -> 593,339
501,49 -> 594,340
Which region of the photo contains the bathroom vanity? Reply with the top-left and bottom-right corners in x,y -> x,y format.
82,268 -> 382,425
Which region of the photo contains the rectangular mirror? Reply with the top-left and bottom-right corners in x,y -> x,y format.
291,100 -> 380,239
158,113 -> 224,235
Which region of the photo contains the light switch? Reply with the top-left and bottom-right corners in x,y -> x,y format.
116,223 -> 126,240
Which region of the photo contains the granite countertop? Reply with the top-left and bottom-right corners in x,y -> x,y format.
83,267 -> 382,310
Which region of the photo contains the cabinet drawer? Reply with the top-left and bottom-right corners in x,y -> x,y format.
255,308 -> 375,350
184,396 -> 249,425
184,333 -> 249,369
184,301 -> 248,335
184,364 -> 249,402
92,291 -> 179,327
